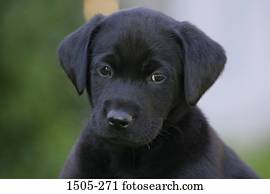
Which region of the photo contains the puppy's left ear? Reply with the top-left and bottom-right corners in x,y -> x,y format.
175,22 -> 226,105
58,14 -> 104,95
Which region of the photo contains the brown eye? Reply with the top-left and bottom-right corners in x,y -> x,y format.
97,65 -> 113,78
149,72 -> 166,83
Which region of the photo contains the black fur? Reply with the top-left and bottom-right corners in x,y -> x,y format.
58,8 -> 258,178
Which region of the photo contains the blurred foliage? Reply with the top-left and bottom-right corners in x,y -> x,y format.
0,0 -> 269,178
0,0 -> 89,178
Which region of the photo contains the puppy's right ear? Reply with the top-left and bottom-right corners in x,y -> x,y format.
58,14 -> 104,95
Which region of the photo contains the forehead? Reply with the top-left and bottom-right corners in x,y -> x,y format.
91,11 -> 182,73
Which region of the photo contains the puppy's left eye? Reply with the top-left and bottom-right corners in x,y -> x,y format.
149,72 -> 166,83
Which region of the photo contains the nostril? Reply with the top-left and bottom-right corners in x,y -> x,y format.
107,110 -> 133,129
108,118 -> 129,128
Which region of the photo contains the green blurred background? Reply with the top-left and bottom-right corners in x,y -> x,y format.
0,0 -> 269,178
0,0 -> 89,178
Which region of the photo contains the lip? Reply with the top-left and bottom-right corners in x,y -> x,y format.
101,136 -> 143,147
106,137 -> 128,145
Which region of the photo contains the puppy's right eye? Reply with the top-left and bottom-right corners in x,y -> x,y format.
97,65 -> 113,78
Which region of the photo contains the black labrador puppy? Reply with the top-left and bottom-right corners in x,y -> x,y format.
58,8 -> 258,178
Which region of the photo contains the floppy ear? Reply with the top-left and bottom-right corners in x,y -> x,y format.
175,22 -> 226,105
58,14 -> 104,95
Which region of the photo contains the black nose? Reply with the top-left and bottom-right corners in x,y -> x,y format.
107,110 -> 133,129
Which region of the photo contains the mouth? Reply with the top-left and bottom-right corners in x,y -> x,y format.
106,137 -> 127,144
102,136 -> 140,147
93,116 -> 164,147
98,134 -> 153,148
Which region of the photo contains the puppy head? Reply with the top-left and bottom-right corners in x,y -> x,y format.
58,8 -> 226,147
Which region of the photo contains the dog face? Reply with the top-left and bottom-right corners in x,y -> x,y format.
58,8 -> 226,147
88,15 -> 182,146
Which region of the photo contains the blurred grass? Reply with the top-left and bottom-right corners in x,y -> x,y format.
0,0 -> 269,178
240,145 -> 270,178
